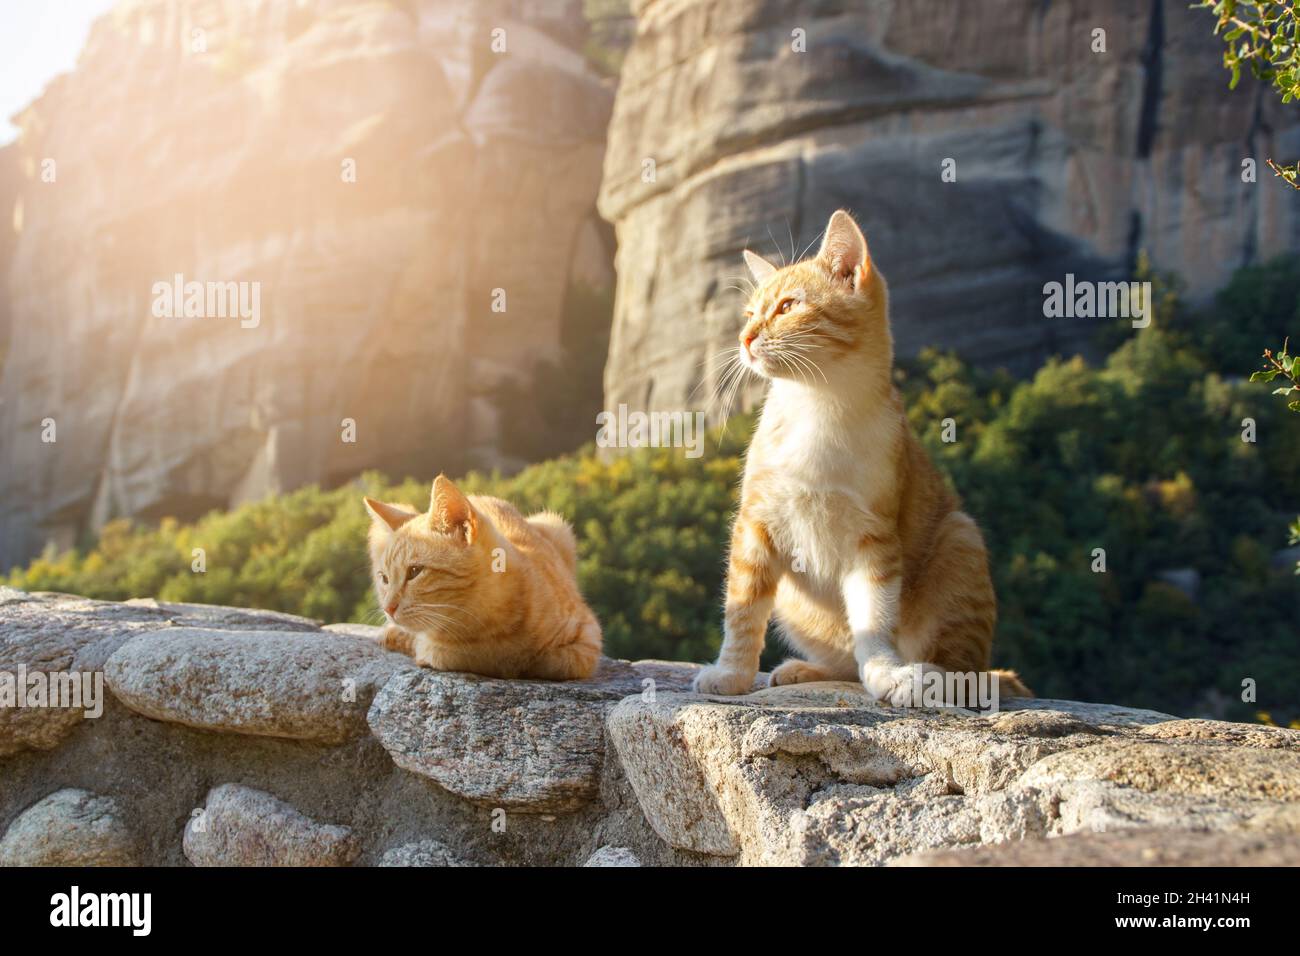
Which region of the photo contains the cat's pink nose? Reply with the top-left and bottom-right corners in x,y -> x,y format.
385,601 -> 399,616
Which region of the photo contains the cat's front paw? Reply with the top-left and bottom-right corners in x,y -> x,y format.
861,659 -> 923,707
378,623 -> 416,656
693,664 -> 756,696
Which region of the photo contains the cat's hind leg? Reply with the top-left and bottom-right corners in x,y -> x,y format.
769,589 -> 859,686
528,615 -> 602,681
770,658 -> 837,686
880,510 -> 1000,706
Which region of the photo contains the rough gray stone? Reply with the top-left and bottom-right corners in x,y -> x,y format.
584,845 -> 641,867
8,593 -> 1300,867
607,683 -> 1300,865
1017,740 -> 1300,802
0,788 -> 137,866
378,839 -> 477,867
0,592 -> 171,756
366,658 -> 699,813
105,627 -> 413,744
124,599 -> 321,632
1139,718 -> 1300,750
893,828 -> 1300,867
183,784 -> 359,867
323,623 -> 384,641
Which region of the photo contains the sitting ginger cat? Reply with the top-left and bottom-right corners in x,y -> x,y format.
693,210 -> 1031,705
364,475 -> 601,680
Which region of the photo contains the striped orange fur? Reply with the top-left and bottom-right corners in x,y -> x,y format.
364,476 -> 601,680
694,211 -> 1031,705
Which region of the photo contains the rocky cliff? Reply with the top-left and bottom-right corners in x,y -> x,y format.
0,0 -> 613,569
3,588 -> 1298,867
598,0 -> 1300,420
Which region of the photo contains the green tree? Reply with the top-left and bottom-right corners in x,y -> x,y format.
1250,337 -> 1300,572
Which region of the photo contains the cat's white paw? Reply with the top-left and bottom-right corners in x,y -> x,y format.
693,664 -> 755,696
861,659 -> 923,707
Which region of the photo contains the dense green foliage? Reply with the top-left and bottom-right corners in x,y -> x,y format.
1247,280 -> 1300,582
10,260 -> 1300,724
10,435 -> 748,669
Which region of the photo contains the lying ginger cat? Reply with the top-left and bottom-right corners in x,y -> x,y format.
694,210 -> 1031,705
364,475 -> 601,680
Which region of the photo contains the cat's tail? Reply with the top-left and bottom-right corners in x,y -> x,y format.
992,669 -> 1034,699
528,511 -> 578,574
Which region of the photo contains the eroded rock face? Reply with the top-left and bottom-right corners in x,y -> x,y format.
183,784 -> 359,867
0,788 -> 138,866
607,683 -> 1300,866
4,591 -> 1300,866
0,0 -> 613,570
598,0 -> 1300,422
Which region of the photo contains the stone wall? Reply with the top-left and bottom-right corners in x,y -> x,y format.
598,0 -> 1300,422
0,0 -> 614,570
3,588 -> 1299,866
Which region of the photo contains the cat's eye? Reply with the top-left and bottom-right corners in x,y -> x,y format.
777,298 -> 795,315
378,572 -> 389,585
406,565 -> 424,582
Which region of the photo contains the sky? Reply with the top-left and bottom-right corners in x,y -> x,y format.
0,0 -> 118,145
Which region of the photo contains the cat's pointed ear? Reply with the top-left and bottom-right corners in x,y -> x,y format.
817,210 -> 869,288
429,474 -> 476,543
364,497 -> 419,532
743,249 -> 777,284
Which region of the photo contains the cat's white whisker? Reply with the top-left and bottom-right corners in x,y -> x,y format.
765,226 -> 785,268
690,347 -> 745,402
705,354 -> 747,416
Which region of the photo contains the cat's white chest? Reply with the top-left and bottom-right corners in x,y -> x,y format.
750,392 -> 897,584
772,488 -> 850,583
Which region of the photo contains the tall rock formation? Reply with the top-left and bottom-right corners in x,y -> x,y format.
598,0 -> 1300,420
0,0 -> 613,569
